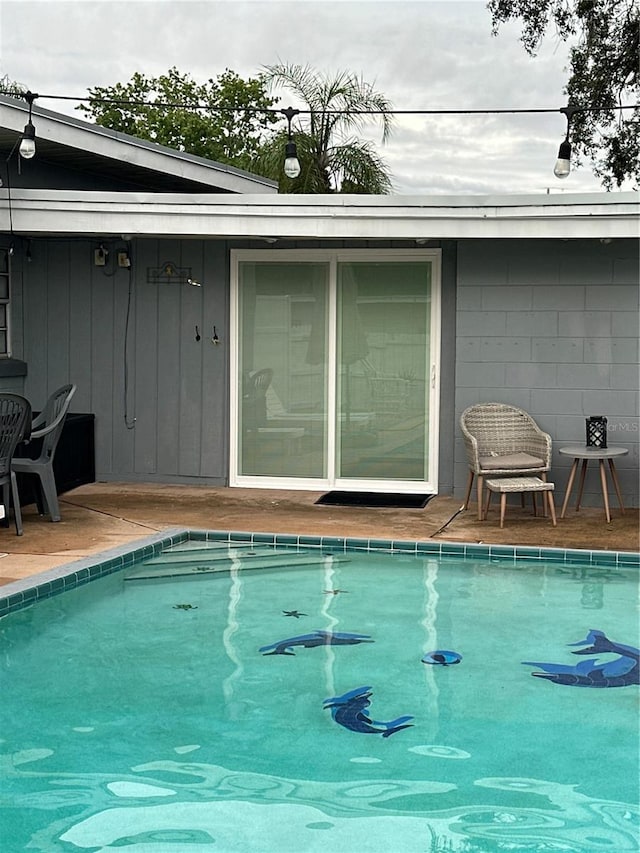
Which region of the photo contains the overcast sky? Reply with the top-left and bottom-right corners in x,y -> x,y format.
0,0 -> 615,195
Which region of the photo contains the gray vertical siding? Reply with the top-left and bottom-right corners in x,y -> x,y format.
20,236 -> 231,486
455,238 -> 639,507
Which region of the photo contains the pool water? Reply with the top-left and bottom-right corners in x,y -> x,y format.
1,541 -> 638,852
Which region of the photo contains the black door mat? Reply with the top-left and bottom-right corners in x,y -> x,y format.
316,491 -> 435,509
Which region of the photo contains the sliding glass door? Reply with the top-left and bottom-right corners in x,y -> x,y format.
231,250 -> 440,492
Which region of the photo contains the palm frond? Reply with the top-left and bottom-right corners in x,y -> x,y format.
329,139 -> 394,193
259,64 -> 394,194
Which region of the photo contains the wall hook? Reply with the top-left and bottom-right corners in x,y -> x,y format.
195,325 -> 201,342
211,326 -> 220,345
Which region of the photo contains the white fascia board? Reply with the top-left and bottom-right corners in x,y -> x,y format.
0,101 -> 277,194
1,190 -> 638,240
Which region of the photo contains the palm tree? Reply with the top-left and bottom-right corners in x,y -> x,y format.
254,64 -> 394,193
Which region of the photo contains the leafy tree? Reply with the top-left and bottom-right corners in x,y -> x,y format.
77,67 -> 279,171
254,64 -> 394,193
488,0 -> 639,188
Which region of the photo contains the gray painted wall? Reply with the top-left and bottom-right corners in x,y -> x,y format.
455,238 -> 639,508
20,236 -> 231,485
4,234 -> 638,508
11,237 -> 458,493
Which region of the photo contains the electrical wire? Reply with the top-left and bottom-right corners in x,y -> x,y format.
1,90 -> 637,119
122,242 -> 136,430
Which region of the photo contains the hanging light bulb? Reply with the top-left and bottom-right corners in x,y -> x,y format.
19,92 -> 38,160
19,121 -> 36,159
284,140 -> 301,179
281,106 -> 301,179
553,105 -> 578,180
553,138 -> 571,179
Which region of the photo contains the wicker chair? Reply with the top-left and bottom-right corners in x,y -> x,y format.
460,403 -> 552,520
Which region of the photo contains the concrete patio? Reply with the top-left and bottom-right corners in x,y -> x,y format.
0,482 -> 637,588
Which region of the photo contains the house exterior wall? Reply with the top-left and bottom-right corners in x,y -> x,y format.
455,238 -> 639,507
4,234 -> 637,507
10,237 -> 458,493
16,237 -> 230,485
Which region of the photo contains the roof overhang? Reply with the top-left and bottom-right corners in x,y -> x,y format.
0,95 -> 278,194
1,190 -> 638,240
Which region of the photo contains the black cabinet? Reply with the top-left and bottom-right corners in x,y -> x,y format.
16,413 -> 95,505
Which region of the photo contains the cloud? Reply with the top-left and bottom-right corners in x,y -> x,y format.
0,0 -> 611,194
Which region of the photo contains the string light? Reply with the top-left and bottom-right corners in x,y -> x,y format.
3,89 -> 636,179
18,91 -> 37,159
3,90 -> 636,117
553,105 -> 579,179
281,106 -> 301,179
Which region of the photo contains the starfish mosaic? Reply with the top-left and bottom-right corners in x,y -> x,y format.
282,610 -> 308,618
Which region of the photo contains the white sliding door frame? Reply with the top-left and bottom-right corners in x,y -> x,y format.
230,248 -> 441,493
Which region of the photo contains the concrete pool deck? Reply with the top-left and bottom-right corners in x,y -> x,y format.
0,483 -> 637,588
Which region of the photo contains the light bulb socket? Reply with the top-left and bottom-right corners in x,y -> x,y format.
19,121 -> 36,159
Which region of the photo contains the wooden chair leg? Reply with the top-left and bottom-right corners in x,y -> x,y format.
547,491 -> 557,526
532,492 -> 538,517
476,475 -> 484,521
499,493 -> 507,528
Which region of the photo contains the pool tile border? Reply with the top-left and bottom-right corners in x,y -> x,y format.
0,528 -> 637,618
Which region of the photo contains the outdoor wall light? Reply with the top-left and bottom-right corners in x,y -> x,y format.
281,106 -> 301,179
554,105 -> 578,180
19,92 -> 38,160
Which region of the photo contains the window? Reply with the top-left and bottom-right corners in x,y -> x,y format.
0,248 -> 11,357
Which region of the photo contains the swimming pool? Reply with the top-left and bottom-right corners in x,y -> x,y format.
1,530 -> 638,852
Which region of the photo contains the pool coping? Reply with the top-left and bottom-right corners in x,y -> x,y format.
1,528 -> 638,618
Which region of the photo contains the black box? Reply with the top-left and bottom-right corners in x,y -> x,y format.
16,412 -> 95,505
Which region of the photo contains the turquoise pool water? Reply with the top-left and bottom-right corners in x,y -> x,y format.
0,535 -> 638,852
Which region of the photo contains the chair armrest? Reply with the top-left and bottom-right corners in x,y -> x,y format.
461,430 -> 480,470
524,432 -> 552,467
29,408 -> 69,440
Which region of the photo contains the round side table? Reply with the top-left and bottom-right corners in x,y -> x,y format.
558,445 -> 629,523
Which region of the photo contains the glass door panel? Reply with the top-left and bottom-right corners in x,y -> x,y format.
336,261 -> 431,482
237,261 -> 329,478
233,250 -> 439,491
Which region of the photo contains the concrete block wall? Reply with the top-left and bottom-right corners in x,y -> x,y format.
454,238 -> 639,509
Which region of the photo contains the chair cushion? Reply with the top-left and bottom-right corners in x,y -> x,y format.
479,452 -> 545,470
486,477 -> 553,493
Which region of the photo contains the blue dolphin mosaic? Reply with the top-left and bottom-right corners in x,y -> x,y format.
422,649 -> 462,666
259,630 -> 373,656
522,630 -> 639,688
323,686 -> 414,737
